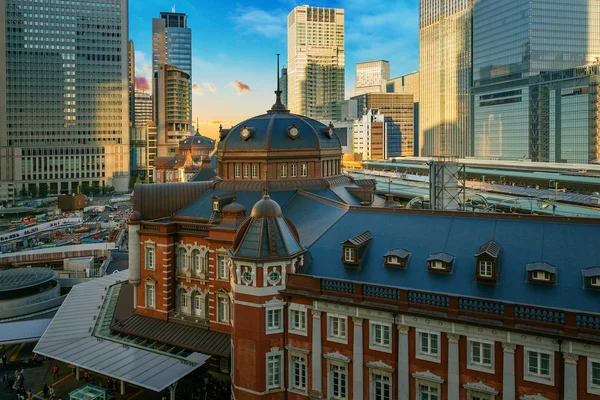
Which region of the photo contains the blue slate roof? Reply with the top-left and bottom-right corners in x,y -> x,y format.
304,210 -> 600,313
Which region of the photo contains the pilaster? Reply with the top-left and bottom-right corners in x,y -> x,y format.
353,317 -> 364,400
397,325 -> 410,400
447,333 -> 460,400
502,342 -> 517,400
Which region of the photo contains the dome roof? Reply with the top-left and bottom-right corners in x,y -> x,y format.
251,193 -> 282,218
218,112 -> 341,152
179,134 -> 215,149
0,267 -> 57,292
222,201 -> 247,214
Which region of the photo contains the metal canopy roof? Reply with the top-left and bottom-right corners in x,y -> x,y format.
0,267 -> 57,292
0,318 -> 52,345
34,271 -> 208,392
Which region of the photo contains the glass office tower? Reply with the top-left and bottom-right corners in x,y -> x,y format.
472,0 -> 600,163
0,0 -> 130,199
419,0 -> 473,158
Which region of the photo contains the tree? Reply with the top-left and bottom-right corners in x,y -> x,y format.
19,187 -> 28,198
30,185 -> 38,198
106,186 -> 115,194
39,183 -> 49,198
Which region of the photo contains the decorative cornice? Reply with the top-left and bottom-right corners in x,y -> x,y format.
323,351 -> 351,363
353,317 -> 363,326
365,360 -> 394,372
502,342 -> 517,353
562,352 -> 579,364
447,333 -> 461,343
312,310 -> 321,319
397,325 -> 410,335
463,381 -> 499,395
412,370 -> 444,384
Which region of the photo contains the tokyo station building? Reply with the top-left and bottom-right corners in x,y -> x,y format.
113,93 -> 600,399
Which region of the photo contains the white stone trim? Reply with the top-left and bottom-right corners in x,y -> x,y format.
520,394 -> 549,400
369,320 -> 392,354
463,381 -> 498,395
327,313 -> 349,344
366,360 -> 394,372
265,306 -> 284,334
324,351 -> 351,363
285,345 -> 310,355
523,347 -> 555,386
289,304 -> 308,336
587,357 -> 600,395
467,337 -> 495,374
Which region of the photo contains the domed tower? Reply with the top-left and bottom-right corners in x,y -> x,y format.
229,191 -> 306,398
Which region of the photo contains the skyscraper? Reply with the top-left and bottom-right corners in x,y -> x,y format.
287,6 -> 345,120
387,72 -> 420,155
152,11 -> 192,125
279,68 -> 288,109
355,60 -> 390,95
0,0 -> 130,198
419,0 -> 473,157
472,0 -> 600,163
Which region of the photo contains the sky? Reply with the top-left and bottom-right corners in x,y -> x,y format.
130,0 -> 419,138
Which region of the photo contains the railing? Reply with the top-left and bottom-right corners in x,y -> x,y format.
141,224 -> 160,231
179,224 -> 210,235
284,274 -> 600,338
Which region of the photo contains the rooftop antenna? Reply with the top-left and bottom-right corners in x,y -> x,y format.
172,5 -> 176,12
268,54 -> 288,113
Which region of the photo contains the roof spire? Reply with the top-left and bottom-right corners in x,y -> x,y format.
268,54 -> 289,114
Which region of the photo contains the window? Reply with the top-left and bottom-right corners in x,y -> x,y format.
370,322 -> 391,351
468,339 -> 494,372
145,282 -> 155,308
145,246 -> 155,270
589,358 -> 600,394
179,290 -> 188,312
532,271 -> 551,281
525,348 -> 553,384
280,164 -> 287,177
291,164 -> 297,177
219,357 -> 230,374
479,260 -> 493,277
291,354 -> 307,392
417,331 -> 440,362
217,255 -> 228,280
212,200 -> 220,212
267,353 -> 282,389
191,250 -> 201,276
301,163 -> 307,177
251,164 -> 258,178
593,361 -> 600,386
266,308 -> 282,332
267,269 -> 281,285
591,277 -> 600,287
290,309 -> 306,332
430,261 -> 444,270
177,248 -> 187,273
329,363 -> 347,399
418,384 -> 438,400
243,164 -> 249,178
234,164 -> 240,178
344,247 -> 355,262
217,295 -> 229,323
371,371 -> 391,400
328,314 -> 347,343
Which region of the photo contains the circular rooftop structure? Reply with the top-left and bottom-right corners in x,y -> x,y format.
0,267 -> 58,292
179,133 -> 215,150
251,193 -> 283,218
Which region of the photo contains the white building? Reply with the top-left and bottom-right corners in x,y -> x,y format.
0,0 -> 130,196
287,6 -> 345,121
355,60 -> 390,95
353,109 -> 387,160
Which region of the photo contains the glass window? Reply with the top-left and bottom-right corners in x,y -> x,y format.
234,164 -> 240,178
344,247 -> 355,262
267,308 -> 281,330
291,309 -> 306,331
291,164 -> 297,177
527,350 -> 551,378
291,355 -> 307,391
479,260 -> 493,277
329,315 -> 346,340
243,164 -> 249,178
419,331 -> 439,356
329,363 -> 347,399
418,384 -> 438,400
267,354 -> 282,389
372,322 -> 391,348
145,283 -> 155,308
251,164 -> 258,178
301,163 -> 307,177
145,246 -> 155,269
217,295 -> 229,323
470,340 -> 493,368
217,255 -> 228,279
592,361 -> 600,386
191,250 -> 201,276
372,371 -> 391,400
280,164 -> 287,177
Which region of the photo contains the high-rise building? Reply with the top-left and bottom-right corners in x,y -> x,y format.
131,91 -> 153,181
472,0 -> 600,163
279,68 -> 288,109
352,93 -> 415,157
152,11 -> 192,125
352,109 -> 387,159
419,0 -> 473,157
153,64 -> 191,157
355,60 -> 390,95
387,72 -> 420,155
287,6 -> 345,120
129,41 -> 136,126
0,0 -> 130,198
134,92 -> 153,126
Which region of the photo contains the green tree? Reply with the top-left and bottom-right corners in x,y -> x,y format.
30,185 -> 38,198
19,187 -> 28,198
39,183 -> 49,197
106,186 -> 115,194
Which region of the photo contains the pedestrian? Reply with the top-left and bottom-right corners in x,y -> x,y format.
43,383 -> 49,397
18,370 -> 25,389
84,370 -> 89,382
27,389 -> 33,400
1,353 -> 6,367
52,364 -> 59,379
2,372 -> 7,388
48,384 -> 56,399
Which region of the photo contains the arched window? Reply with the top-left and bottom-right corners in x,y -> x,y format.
177,248 -> 187,273
191,290 -> 202,317
191,249 -> 201,277
204,292 -> 210,319
202,252 -> 209,275
178,288 -> 189,314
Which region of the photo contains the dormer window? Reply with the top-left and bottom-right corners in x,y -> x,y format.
427,253 -> 455,273
212,200 -> 220,212
211,193 -> 236,214
474,240 -> 502,283
383,248 -> 410,268
582,267 -> 600,289
341,231 -> 372,267
526,262 -> 557,284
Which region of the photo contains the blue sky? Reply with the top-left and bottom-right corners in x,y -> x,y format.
130,0 -> 419,138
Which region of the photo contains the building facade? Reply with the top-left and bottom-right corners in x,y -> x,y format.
152,11 -> 192,125
387,72 -> 420,155
355,60 -> 390,96
472,0 -> 600,163
352,110 -> 387,160
419,0 -> 473,158
0,0 -> 130,196
154,64 -> 191,157
287,6 -> 345,121
279,68 -> 288,109
153,133 -> 216,183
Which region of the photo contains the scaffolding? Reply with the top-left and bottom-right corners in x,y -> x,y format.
428,156 -> 466,211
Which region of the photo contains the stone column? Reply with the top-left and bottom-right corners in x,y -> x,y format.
120,379 -> 126,395
563,353 -> 579,400
397,325 -> 410,400
311,310 -> 323,397
353,317 -> 364,400
75,366 -> 80,380
502,343 -> 517,400
447,333 -> 460,400
128,213 -> 141,308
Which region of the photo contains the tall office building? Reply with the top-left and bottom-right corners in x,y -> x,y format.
152,11 -> 192,125
130,91 -> 153,181
387,72 -> 420,155
279,68 -> 288,109
355,60 -> 390,95
287,6 -> 345,120
0,0 -> 130,199
134,92 -> 153,126
419,0 -> 473,157
472,0 -> 600,163
128,41 -> 136,126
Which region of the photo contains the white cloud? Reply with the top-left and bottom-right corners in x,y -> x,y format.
134,50 -> 153,93
203,82 -> 217,93
230,7 -> 287,39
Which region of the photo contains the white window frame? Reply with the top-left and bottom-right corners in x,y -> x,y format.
289,304 -> 308,336
524,347 -> 554,385
416,381 -> 440,400
251,164 -> 258,178
145,245 -> 155,270
217,254 -> 228,280
177,247 -> 187,274
191,249 -> 201,277
327,314 -> 348,344
479,260 -> 493,277
328,359 -> 348,399
416,330 -> 441,363
588,357 -> 600,395
591,276 -> 600,287
266,307 -> 283,334
344,247 -> 355,262
466,391 -> 494,400
234,164 -> 240,178
370,369 -> 392,400
289,351 -> 308,394
145,282 -> 155,308
291,164 -> 297,177
217,293 -> 229,324
467,338 -> 495,373
369,321 -> 392,353
301,163 -> 307,177
430,260 -> 445,270
532,271 -> 551,281
266,348 -> 284,390
280,164 -> 287,178
243,164 -> 249,178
